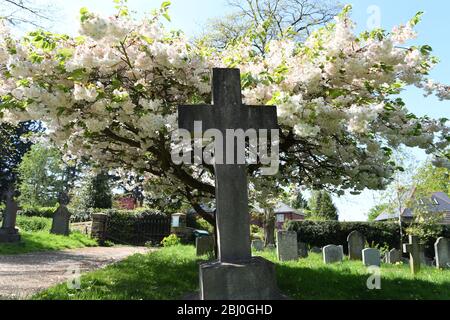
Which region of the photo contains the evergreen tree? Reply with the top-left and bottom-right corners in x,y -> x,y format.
308,190 -> 339,221
292,191 -> 310,211
76,172 -> 112,209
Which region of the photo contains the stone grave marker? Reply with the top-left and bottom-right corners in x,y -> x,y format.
50,193 -> 71,236
362,248 -> 381,267
403,235 -> 424,274
434,237 -> 449,269
323,245 -> 344,264
298,242 -> 309,258
0,187 -> 21,243
386,249 -> 402,264
347,230 -> 365,260
276,231 -> 298,261
178,68 -> 280,300
252,239 -> 264,252
196,236 -> 215,256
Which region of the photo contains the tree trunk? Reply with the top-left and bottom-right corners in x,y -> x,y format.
263,209 -> 275,247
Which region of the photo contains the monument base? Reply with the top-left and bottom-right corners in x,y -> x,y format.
0,228 -> 21,243
199,256 -> 282,300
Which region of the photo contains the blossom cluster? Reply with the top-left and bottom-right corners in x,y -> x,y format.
0,5 -> 449,198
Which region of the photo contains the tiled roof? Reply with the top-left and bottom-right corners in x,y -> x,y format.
375,192 -> 450,221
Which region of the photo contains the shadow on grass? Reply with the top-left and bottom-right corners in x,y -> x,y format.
275,263 -> 450,300
33,247 -> 202,300
34,247 -> 450,300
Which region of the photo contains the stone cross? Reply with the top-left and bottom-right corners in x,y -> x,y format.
403,235 -> 424,274
0,187 -> 21,243
178,68 -> 278,263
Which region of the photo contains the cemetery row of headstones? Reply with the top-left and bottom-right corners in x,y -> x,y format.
0,187 -> 72,243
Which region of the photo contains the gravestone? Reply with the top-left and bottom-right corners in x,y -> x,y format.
386,249 -> 402,264
362,248 -> 381,267
434,237 -> 449,269
298,242 -> 309,258
323,245 -> 344,264
178,68 -> 281,300
311,247 -> 322,254
276,231 -> 298,262
50,193 -> 71,236
347,230 -> 365,260
403,235 -> 424,274
196,236 -> 215,256
252,239 -> 264,252
0,187 -> 21,243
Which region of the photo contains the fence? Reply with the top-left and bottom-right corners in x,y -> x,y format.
92,211 -> 171,246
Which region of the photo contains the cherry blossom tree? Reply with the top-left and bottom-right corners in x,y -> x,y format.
0,3 -> 449,226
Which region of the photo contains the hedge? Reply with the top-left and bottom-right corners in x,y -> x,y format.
286,220 -> 450,257
17,206 -> 94,223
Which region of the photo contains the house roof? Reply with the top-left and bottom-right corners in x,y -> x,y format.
274,202 -> 304,216
374,192 -> 450,221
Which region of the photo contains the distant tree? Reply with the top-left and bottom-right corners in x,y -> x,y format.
202,0 -> 342,51
0,0 -> 56,29
367,203 -> 390,222
74,171 -> 113,210
0,121 -> 41,197
413,161 -> 450,196
17,143 -> 65,207
291,190 -> 309,211
308,190 -> 338,221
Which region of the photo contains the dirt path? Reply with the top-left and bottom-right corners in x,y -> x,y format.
0,246 -> 150,300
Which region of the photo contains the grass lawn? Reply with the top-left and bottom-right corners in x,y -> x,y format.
33,245 -> 450,300
0,232 -> 98,255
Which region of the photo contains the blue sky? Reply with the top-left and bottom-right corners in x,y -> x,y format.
39,0 -> 450,221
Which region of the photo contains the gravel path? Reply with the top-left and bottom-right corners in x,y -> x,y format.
0,246 -> 150,300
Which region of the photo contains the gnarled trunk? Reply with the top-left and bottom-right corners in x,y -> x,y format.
263,209 -> 275,247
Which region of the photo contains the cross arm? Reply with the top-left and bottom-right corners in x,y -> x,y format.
178,105 -> 216,132
246,105 -> 278,130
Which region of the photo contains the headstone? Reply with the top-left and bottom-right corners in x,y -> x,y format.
311,247 -> 322,254
323,245 -> 344,264
50,193 -> 71,236
347,230 -> 365,260
179,68 -> 281,300
252,239 -> 264,252
298,242 -> 309,258
276,231 -> 298,261
434,237 -> 449,269
419,251 -> 433,267
0,187 -> 21,243
362,248 -> 381,267
403,235 -> 424,274
196,236 -> 215,256
386,249 -> 402,264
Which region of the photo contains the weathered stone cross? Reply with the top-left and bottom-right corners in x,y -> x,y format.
403,235 -> 424,274
178,68 -> 278,263
0,187 -> 21,243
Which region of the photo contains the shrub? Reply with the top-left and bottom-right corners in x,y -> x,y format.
16,216 -> 52,232
287,220 -> 450,257
161,234 -> 181,247
18,206 -> 56,218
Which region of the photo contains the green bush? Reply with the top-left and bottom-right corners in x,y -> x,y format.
16,216 -> 52,232
161,234 -> 181,247
18,206 -> 56,218
287,220 -> 450,257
